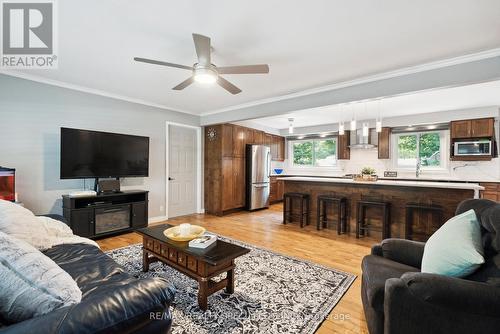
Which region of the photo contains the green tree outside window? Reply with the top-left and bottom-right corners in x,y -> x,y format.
293,139 -> 337,166
397,132 -> 441,167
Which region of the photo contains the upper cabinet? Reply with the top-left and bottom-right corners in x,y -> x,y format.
337,130 -> 350,160
451,118 -> 495,139
253,130 -> 264,144
232,125 -> 246,157
221,124 -> 233,157
378,127 -> 391,159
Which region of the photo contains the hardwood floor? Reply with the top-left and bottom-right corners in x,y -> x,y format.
97,203 -> 376,334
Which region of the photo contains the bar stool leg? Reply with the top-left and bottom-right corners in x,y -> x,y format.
316,199 -> 321,230
304,198 -> 310,225
405,207 -> 412,240
384,205 -> 391,239
300,197 -> 304,228
336,201 -> 341,235
356,202 -> 361,239
283,196 -> 288,225
322,201 -> 328,228
342,200 -> 348,234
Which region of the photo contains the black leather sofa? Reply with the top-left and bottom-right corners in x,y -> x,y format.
361,199 -> 500,334
0,216 -> 175,334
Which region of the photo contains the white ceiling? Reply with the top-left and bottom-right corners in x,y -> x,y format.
9,0 -> 500,115
248,80 -> 500,129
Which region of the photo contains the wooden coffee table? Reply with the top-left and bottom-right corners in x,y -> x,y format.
136,224 -> 250,310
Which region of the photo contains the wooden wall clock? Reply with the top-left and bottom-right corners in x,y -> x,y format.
207,128 -> 217,141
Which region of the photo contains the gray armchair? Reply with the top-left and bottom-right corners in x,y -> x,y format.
361,199 -> 500,334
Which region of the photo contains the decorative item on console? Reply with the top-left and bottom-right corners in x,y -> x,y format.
0,167 -> 15,202
353,166 -> 378,181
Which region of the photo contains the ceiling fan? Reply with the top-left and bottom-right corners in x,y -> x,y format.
134,33 -> 270,95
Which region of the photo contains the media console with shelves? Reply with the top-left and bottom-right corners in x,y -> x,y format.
62,190 -> 148,239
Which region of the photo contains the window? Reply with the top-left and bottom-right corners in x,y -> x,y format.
291,138 -> 337,167
394,131 -> 446,169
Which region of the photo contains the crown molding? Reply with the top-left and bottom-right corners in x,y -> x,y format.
201,48 -> 500,116
0,70 -> 196,115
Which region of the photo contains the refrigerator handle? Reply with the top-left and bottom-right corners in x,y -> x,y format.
267,151 -> 271,178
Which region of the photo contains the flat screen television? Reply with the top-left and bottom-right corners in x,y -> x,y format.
60,128 -> 149,179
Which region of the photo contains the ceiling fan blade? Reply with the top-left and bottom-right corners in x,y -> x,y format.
192,33 -> 211,66
217,64 -> 270,74
217,77 -> 242,95
172,77 -> 195,90
134,57 -> 193,71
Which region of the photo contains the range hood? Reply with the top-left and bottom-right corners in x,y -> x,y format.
349,128 -> 378,149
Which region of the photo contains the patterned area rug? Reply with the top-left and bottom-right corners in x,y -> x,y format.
107,237 -> 356,334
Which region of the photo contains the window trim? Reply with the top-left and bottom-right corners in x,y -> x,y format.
288,137 -> 339,169
391,130 -> 449,171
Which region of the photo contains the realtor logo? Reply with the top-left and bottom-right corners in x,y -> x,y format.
1,0 -> 57,68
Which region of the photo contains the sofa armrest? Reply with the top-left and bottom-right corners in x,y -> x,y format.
400,272 -> 500,316
371,244 -> 383,256
0,277 -> 175,334
379,238 -> 425,269
384,273 -> 500,334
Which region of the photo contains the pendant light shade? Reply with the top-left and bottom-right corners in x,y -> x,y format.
362,123 -> 369,137
350,119 -> 356,131
339,122 -> 345,135
376,99 -> 383,132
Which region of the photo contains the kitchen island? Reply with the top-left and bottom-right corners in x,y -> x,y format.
279,176 -> 484,240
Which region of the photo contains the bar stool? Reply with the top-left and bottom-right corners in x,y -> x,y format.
405,203 -> 443,240
283,192 -> 310,228
356,200 -> 391,239
317,195 -> 348,234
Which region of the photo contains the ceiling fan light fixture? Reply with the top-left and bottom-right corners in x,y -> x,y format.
193,67 -> 218,84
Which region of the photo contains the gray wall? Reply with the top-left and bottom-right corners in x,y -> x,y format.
0,74 -> 199,217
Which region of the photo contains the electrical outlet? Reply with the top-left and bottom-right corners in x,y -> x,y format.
160,206 -> 164,212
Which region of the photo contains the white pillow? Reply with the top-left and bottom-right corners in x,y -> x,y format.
0,200 -> 98,250
0,231 -> 82,323
0,199 -> 51,249
422,209 -> 485,277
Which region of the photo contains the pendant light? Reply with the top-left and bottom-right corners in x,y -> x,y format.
338,104 -> 345,135
376,99 -> 383,133
350,104 -> 357,131
288,118 -> 294,134
362,122 -> 369,137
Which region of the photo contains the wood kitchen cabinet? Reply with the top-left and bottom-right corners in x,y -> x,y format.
253,130 -> 264,144
221,124 -> 233,157
204,124 -> 286,215
378,127 -> 391,159
221,158 -> 234,210
232,125 -> 246,157
269,176 -> 284,203
232,157 -> 246,208
471,118 -> 495,137
222,157 -> 245,210
451,118 -> 495,139
337,130 -> 350,160
480,182 -> 500,202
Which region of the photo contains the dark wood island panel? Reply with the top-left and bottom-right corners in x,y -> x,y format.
283,179 -> 478,240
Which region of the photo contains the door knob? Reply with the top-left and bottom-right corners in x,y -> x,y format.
168,177 -> 175,181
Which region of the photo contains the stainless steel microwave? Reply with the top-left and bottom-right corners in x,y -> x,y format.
454,141 -> 492,156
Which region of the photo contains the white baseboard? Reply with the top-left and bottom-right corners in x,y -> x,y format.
148,215 -> 168,224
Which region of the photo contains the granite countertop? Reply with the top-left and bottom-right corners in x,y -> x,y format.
272,174 -> 499,183
278,176 -> 484,192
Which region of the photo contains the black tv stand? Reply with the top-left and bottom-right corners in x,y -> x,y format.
62,190 -> 148,239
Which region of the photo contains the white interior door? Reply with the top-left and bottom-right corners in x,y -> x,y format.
168,125 -> 197,218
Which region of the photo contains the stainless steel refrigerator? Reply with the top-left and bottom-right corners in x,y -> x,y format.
246,144 -> 271,210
